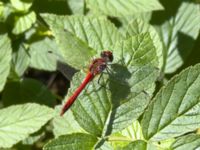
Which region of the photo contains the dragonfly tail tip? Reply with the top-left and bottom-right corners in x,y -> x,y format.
60,110 -> 65,116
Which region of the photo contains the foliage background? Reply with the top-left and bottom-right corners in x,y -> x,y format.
0,0 -> 200,149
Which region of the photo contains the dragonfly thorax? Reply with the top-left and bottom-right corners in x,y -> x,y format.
89,58 -> 107,75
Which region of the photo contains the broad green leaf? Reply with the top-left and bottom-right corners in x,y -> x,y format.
104,122 -> 144,150
148,138 -> 175,150
120,120 -> 144,140
2,78 -> 56,107
11,43 -> 30,77
53,106 -> 84,137
22,126 -> 46,145
117,13 -> 152,32
62,33 -> 159,137
171,134 -> 200,150
0,103 -> 54,148
0,2 -> 3,17
64,71 -> 111,136
86,0 -> 163,17
108,66 -> 157,133
108,135 -> 130,150
146,142 -> 159,150
29,37 -> 60,71
11,0 -> 33,11
43,133 -> 98,150
146,140 -> 175,150
68,0 -> 84,14
22,131 -> 45,145
96,141 -> 113,150
42,14 -> 123,69
153,2 -> 200,73
113,33 -> 159,68
121,140 -> 147,150
125,19 -> 163,69
0,33 -> 12,92
12,11 -> 36,34
0,2 -> 14,21
142,63 -> 200,141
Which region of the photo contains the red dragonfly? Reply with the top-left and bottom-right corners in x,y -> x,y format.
60,50 -> 113,116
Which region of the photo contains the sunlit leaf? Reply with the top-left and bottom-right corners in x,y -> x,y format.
171,134 -> 200,150
142,63 -> 200,141
62,33 -> 159,137
121,140 -> 147,150
12,11 -> 36,34
43,133 -> 98,150
53,106 -> 84,137
0,33 -> 12,92
29,37 -> 60,71
120,121 -> 144,140
153,2 -> 200,73
11,43 -> 30,77
0,103 -> 54,148
42,14 -> 123,69
125,19 -> 163,69
68,0 -> 84,14
10,0 -> 33,11
86,0 -> 163,17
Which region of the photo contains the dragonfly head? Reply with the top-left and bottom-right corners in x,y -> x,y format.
101,50 -> 113,63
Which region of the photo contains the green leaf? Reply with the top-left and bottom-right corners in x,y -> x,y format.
0,33 -> 12,92
11,43 -> 30,77
62,33 -> 159,136
121,140 -> 147,150
10,0 -> 33,11
68,0 -> 84,14
117,13 -> 153,32
113,33 -> 159,68
42,14 -> 123,69
120,121 -> 144,140
0,103 -> 54,148
108,135 -> 130,150
53,106 -> 84,137
64,71 -> 111,136
108,66 -> 157,133
154,138 -> 175,150
108,121 -> 145,150
0,2 -> 3,17
0,2 -> 14,21
22,130 -> 45,145
29,37 -> 60,71
12,11 -> 36,34
22,127 -> 46,145
142,63 -> 200,141
43,133 -> 98,150
86,0 -> 163,17
171,134 -> 200,150
125,19 -> 163,69
2,78 -> 56,107
96,141 -> 113,150
154,2 -> 200,73
146,140 -> 175,150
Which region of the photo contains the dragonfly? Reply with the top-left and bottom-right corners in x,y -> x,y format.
60,50 -> 113,116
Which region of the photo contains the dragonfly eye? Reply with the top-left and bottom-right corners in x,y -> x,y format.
101,50 -> 113,62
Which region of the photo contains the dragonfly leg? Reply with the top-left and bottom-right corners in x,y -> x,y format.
105,66 -> 116,78
96,72 -> 112,91
97,73 -> 103,84
96,72 -> 109,89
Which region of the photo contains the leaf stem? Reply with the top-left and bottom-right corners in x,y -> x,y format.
105,136 -> 134,142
